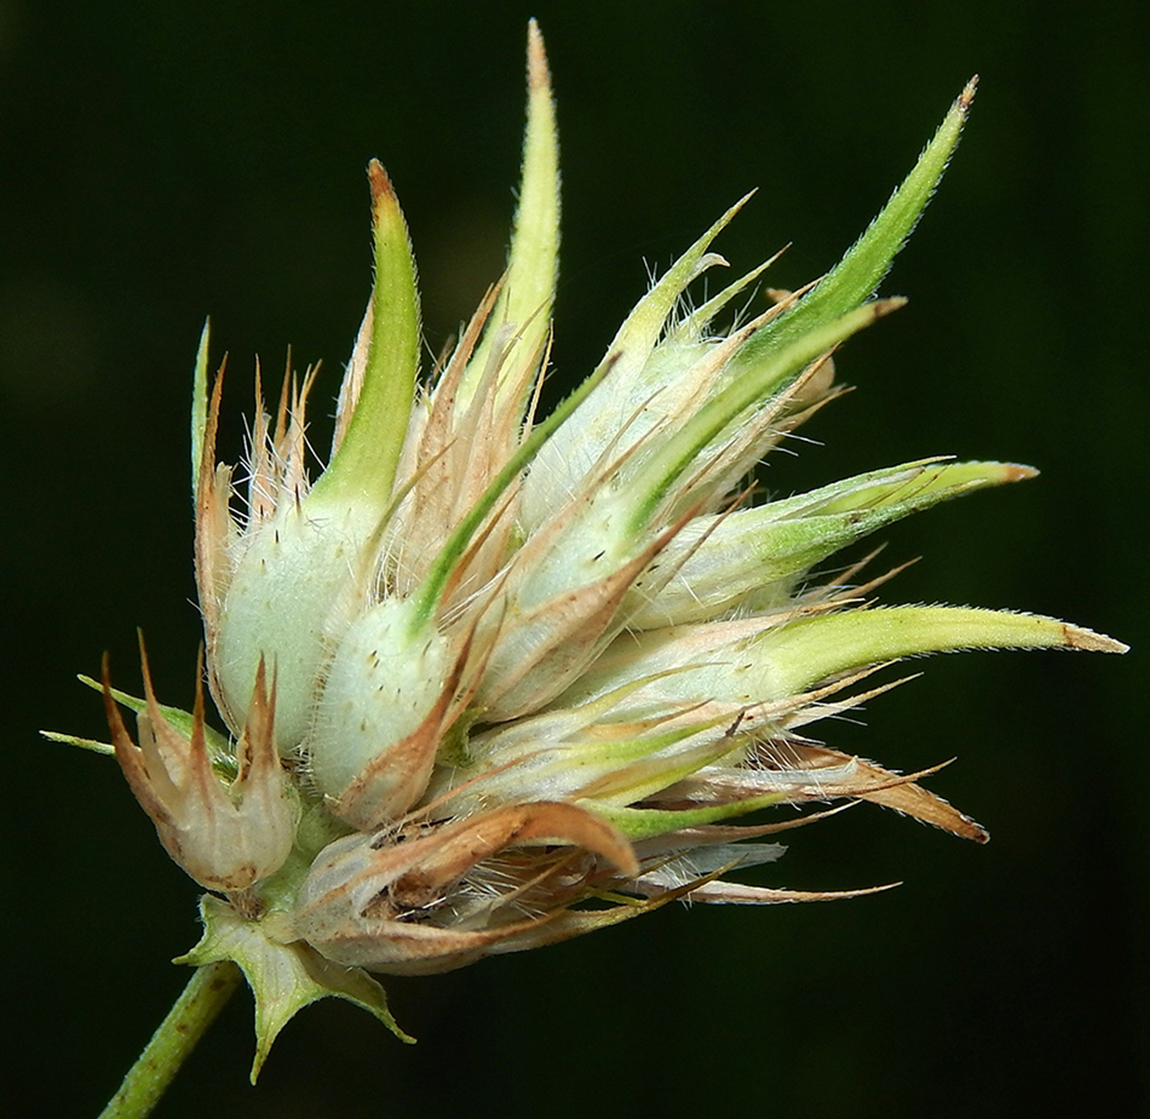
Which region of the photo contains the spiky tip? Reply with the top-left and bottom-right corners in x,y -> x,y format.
368,159 -> 395,205
958,75 -> 979,114
1060,624 -> 1129,654
527,18 -> 550,93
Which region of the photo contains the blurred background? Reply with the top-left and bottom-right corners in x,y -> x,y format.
2,2 -> 1145,1115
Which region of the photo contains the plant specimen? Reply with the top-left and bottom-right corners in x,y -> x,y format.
50,21 -> 1125,1119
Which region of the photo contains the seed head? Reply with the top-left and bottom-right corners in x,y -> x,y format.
60,23 -> 1124,1073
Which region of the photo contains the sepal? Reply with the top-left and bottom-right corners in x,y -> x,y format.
308,598 -> 453,828
176,894 -> 412,1083
760,605 -> 1129,701
738,78 -> 977,364
294,802 -> 637,975
628,459 -> 1037,627
458,18 -> 559,415
103,645 -> 299,894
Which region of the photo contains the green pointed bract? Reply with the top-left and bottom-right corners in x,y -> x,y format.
308,161 -> 420,516
40,729 -> 115,756
600,195 -> 750,382
74,672 -> 236,775
519,195 -> 750,530
735,78 -> 977,370
618,298 -> 905,535
459,18 -> 559,415
801,458 -> 1030,518
555,603 -> 1127,720
630,459 -> 1037,628
588,792 -> 785,843
669,257 -> 778,344
190,318 -> 210,507
177,895 -> 412,1082
760,605 -> 1128,701
44,669 -> 235,764
448,706 -> 736,810
507,299 -> 901,620
210,166 -> 421,751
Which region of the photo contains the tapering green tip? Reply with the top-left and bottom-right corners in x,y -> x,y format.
765,604 -> 1127,700
739,77 -> 977,364
309,161 -> 420,514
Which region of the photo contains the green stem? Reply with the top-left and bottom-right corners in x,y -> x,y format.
99,961 -> 241,1119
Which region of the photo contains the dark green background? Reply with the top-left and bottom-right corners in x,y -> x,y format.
3,2 -> 1145,1116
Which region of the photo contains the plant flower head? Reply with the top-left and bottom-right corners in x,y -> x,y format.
58,21 -> 1125,1074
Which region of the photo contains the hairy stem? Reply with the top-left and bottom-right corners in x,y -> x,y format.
99,962 -> 241,1119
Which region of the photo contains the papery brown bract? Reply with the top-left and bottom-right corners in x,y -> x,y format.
104,648 -> 298,902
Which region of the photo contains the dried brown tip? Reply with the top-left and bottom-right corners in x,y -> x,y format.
1060,624 -> 1129,654
1002,463 -> 1040,483
100,653 -> 124,735
527,19 -> 550,93
873,295 -> 908,318
368,158 -> 394,205
959,75 -> 979,113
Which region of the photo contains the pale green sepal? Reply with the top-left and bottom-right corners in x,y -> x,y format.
586,791 -> 784,843
308,596 -> 449,803
602,194 -> 751,383
519,197 -> 752,530
461,712 -> 733,809
578,735 -> 747,808
460,19 -> 559,414
39,730 -> 114,756
737,79 -> 975,365
309,162 -> 419,515
76,673 -> 236,775
177,894 -> 413,1083
212,508 -> 365,752
191,318 -> 210,507
624,298 -> 903,533
669,255 -> 779,344
410,319 -> 623,628
763,604 -> 1128,700
630,459 -> 1035,628
441,672 -> 688,782
805,458 -> 1032,517
255,799 -> 354,915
